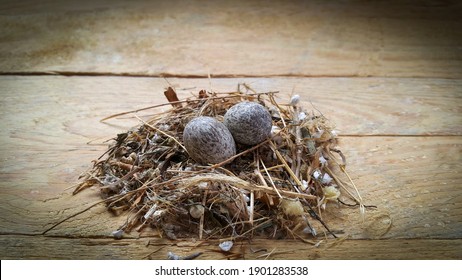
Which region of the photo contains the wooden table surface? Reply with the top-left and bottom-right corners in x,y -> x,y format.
1,0 -> 461,259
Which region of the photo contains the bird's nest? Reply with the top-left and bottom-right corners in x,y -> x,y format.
75,84 -> 365,241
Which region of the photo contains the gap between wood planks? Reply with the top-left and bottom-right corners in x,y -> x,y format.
341,134 -> 462,138
2,71 -> 462,80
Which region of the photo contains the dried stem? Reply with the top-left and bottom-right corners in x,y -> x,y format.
259,159 -> 282,199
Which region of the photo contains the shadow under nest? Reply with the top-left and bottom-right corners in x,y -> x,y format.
75,84 -> 364,242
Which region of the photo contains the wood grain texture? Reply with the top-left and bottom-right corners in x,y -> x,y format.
0,76 -> 460,260
0,76 -> 460,136
1,236 -> 460,260
1,0 -> 461,78
1,135 -> 460,240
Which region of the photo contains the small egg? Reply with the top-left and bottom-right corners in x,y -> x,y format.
183,116 -> 236,164
189,204 -> 204,219
224,101 -> 272,145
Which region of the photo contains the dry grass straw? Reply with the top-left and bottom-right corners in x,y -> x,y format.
74,83 -> 364,241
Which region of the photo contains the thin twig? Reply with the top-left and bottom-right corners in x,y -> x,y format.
259,159 -> 282,199
142,245 -> 168,259
100,92 -> 278,122
209,136 -> 274,169
249,191 -> 254,227
42,200 -> 106,235
199,190 -> 207,240
325,166 -> 361,204
134,114 -> 187,152
270,141 -> 304,191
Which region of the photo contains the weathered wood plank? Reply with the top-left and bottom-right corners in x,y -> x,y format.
0,0 -> 461,78
0,76 -> 460,259
0,76 -> 460,136
0,235 -> 460,260
1,135 -> 460,239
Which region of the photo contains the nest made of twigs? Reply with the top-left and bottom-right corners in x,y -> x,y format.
75,83 -> 364,241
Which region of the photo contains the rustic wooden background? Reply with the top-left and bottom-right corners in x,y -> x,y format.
0,0 -> 461,259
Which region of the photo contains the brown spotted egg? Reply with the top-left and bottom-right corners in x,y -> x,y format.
224,101 -> 272,145
183,116 -> 236,164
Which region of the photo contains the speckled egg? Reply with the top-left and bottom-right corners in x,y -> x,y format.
224,102 -> 272,145
183,116 -> 236,164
